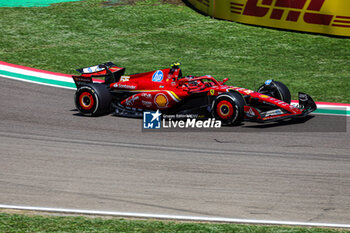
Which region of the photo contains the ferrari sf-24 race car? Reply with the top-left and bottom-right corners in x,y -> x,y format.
73,62 -> 316,125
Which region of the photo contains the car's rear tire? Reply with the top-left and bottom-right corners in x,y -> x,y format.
257,80 -> 291,104
211,92 -> 245,126
75,83 -> 112,116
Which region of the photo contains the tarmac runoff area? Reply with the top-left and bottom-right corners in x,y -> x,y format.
0,65 -> 350,228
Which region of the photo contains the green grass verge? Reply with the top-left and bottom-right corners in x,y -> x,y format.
0,0 -> 82,7
0,213 -> 348,233
0,0 -> 349,103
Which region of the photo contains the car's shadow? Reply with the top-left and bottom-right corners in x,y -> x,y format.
71,108 -> 316,130
241,115 -> 315,129
71,109 -> 86,117
71,109 -> 113,117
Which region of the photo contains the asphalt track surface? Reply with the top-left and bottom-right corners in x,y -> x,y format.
0,77 -> 350,224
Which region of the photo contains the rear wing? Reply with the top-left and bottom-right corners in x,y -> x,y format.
76,62 -> 119,74
72,75 -> 93,87
73,62 -> 126,86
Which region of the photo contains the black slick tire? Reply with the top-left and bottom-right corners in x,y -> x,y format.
211,92 -> 245,126
257,80 -> 291,104
74,83 -> 112,116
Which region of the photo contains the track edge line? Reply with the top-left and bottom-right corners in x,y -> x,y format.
0,204 -> 349,228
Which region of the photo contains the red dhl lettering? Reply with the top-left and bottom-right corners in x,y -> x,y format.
230,0 -> 350,28
230,0 -> 333,26
189,0 -> 350,36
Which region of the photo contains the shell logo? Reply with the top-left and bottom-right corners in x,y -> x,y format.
155,93 -> 168,108
260,94 -> 271,99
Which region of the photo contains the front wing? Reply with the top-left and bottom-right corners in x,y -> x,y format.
250,92 -> 317,122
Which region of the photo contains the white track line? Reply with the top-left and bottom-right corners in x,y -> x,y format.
0,204 -> 349,228
0,64 -> 74,83
312,112 -> 350,117
0,74 -> 75,90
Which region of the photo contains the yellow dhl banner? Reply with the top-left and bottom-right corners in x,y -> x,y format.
187,0 -> 350,37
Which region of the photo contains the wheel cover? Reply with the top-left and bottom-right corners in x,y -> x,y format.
217,100 -> 234,119
79,92 -> 94,110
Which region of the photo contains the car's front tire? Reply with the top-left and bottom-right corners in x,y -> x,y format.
75,83 -> 112,116
211,92 -> 245,126
257,80 -> 291,104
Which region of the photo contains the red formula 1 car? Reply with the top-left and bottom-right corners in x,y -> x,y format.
73,62 -> 316,125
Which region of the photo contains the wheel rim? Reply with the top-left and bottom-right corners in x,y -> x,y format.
217,100 -> 234,119
79,92 -> 94,110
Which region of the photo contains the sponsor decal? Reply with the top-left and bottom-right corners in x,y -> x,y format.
274,99 -> 290,107
242,89 -> 254,95
141,93 -> 152,99
265,109 -> 284,117
83,65 -> 103,74
154,93 -> 168,108
188,0 -> 350,36
229,87 -> 253,95
120,76 -> 130,82
125,95 -> 139,106
152,70 -> 164,82
143,110 -> 162,129
113,83 -> 136,89
288,105 -> 299,113
237,0 -> 336,25
260,94 -> 270,98
73,76 -> 92,83
247,107 -> 256,117
142,100 -> 153,108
